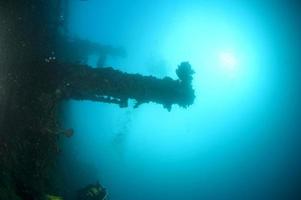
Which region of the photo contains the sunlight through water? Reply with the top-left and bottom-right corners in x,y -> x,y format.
61,1 -> 283,200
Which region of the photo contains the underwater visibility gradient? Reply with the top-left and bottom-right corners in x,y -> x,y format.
1,0 -> 301,200
57,1 -> 301,200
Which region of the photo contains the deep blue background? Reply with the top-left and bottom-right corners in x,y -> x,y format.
59,1 -> 301,199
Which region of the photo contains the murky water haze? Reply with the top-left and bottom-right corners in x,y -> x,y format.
59,1 -> 301,199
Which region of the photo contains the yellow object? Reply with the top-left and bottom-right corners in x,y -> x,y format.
45,194 -> 63,200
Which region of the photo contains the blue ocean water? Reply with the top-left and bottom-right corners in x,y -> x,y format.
59,1 -> 301,199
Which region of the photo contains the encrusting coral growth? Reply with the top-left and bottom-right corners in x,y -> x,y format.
0,0 -> 195,199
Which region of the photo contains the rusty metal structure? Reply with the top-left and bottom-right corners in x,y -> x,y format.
0,0 -> 195,199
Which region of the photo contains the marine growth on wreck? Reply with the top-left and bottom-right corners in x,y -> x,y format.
3,0 -> 299,200
0,1 -> 195,199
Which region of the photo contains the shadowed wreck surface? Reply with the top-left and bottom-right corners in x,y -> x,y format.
58,62 -> 195,111
0,0 -> 195,199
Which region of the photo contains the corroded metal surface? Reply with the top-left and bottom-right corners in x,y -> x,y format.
58,62 -> 195,111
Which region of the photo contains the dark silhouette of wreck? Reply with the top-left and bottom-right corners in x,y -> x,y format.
0,0 -> 195,199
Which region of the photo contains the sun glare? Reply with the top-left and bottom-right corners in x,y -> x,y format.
218,51 -> 238,77
219,52 -> 237,67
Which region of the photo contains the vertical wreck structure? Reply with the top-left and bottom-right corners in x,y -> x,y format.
0,0 -> 195,199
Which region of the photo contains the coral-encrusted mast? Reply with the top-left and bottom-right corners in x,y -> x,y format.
59,62 -> 195,111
